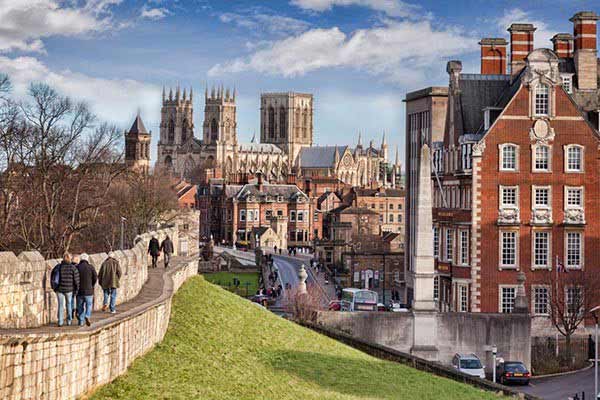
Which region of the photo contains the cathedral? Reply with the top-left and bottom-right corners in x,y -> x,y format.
142,85 -> 399,186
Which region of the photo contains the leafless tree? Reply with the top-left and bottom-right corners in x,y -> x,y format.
546,269 -> 600,365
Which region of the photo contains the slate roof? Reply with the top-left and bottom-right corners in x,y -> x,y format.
354,187 -> 405,197
251,226 -> 271,237
236,183 -> 308,201
458,74 -> 512,135
128,115 -> 148,135
298,146 -> 347,168
330,205 -> 379,215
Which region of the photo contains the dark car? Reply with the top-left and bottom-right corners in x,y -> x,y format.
496,361 -> 531,385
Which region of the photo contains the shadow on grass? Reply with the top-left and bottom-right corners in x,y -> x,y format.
259,349 -> 482,400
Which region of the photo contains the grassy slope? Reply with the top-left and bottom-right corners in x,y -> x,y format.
91,276 -> 503,400
202,271 -> 259,295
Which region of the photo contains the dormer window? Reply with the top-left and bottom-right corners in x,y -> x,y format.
534,84 -> 549,116
561,75 -> 573,94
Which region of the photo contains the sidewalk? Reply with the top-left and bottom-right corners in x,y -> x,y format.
0,256 -> 192,337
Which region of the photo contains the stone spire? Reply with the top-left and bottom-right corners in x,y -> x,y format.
395,145 -> 399,166
334,146 -> 340,165
162,86 -> 165,103
169,88 -> 173,101
183,88 -> 187,101
189,87 -> 193,102
357,131 -> 362,147
233,86 -> 236,101
176,85 -> 180,101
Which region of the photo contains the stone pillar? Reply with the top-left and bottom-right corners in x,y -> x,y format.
298,264 -> 308,295
513,272 -> 529,314
410,143 -> 439,361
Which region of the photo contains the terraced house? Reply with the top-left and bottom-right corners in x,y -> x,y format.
405,11 -> 600,318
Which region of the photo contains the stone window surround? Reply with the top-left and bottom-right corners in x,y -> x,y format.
531,143 -> 552,173
457,229 -> 469,267
531,229 -> 552,270
564,144 -> 584,173
528,78 -> 556,119
498,228 -> 519,270
498,143 -> 519,172
564,186 -> 584,209
531,284 -> 551,316
499,185 -> 519,209
457,282 -> 469,312
532,185 -> 552,209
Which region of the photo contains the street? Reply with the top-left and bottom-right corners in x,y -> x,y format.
519,365 -> 595,400
272,254 -> 335,305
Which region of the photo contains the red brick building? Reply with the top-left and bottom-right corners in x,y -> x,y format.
407,11 -> 600,316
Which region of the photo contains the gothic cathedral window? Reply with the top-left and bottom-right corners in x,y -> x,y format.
279,106 -> 286,139
211,118 -> 218,141
182,119 -> 188,143
168,119 -> 175,143
268,107 -> 275,139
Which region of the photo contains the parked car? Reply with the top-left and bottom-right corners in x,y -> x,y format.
328,300 -> 341,311
377,303 -> 387,312
451,353 -> 486,379
496,361 -> 531,385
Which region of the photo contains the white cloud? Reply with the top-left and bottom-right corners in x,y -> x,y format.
141,6 -> 170,20
496,8 -> 555,49
290,0 -> 421,18
219,11 -> 310,36
0,0 -> 122,53
0,55 -> 161,129
208,19 -> 475,85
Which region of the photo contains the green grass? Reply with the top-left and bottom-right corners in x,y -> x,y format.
91,276 -> 504,400
202,271 -> 259,296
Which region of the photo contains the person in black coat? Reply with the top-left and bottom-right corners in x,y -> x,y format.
148,236 -> 160,268
76,253 -> 98,326
160,235 -> 174,268
51,252 -> 80,326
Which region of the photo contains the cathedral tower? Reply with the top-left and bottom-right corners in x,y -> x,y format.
202,85 -> 237,145
125,113 -> 151,174
157,85 -> 194,172
260,92 -> 313,163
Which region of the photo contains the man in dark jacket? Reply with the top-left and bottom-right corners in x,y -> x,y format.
148,236 -> 160,268
160,235 -> 174,268
51,252 -> 80,326
98,252 -> 122,313
76,253 -> 97,326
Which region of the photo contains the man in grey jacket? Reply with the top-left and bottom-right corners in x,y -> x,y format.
98,252 -> 122,313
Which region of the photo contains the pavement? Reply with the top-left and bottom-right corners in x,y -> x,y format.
519,364 -> 597,400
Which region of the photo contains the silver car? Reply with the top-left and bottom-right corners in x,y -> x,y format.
451,353 -> 486,379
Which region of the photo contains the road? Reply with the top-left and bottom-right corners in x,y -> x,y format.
519,364 -> 595,400
272,254 -> 335,305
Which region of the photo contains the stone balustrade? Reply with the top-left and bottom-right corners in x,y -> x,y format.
0,228 -> 178,329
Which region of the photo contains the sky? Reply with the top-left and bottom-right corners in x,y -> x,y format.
1,0 -> 598,166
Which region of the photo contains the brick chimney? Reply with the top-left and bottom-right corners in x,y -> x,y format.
508,23 -> 536,75
479,38 -> 508,74
551,33 -> 574,58
570,11 -> 599,90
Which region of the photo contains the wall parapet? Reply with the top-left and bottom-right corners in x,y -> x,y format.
0,227 -> 178,329
0,257 -> 198,400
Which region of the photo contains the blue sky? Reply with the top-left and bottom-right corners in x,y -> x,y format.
1,0 -> 598,165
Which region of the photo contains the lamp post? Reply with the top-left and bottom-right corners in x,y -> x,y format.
492,345 -> 497,383
591,305 -> 600,400
120,216 -> 127,250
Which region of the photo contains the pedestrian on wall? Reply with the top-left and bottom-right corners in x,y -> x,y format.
76,253 -> 97,326
50,252 -> 80,326
160,235 -> 174,268
148,236 -> 160,268
71,254 -> 80,321
98,252 -> 122,314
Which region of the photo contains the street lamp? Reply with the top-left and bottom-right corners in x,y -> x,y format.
591,305 -> 600,400
120,216 -> 127,250
492,345 -> 497,383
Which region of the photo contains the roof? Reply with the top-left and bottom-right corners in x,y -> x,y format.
236,183 -> 308,202
298,146 -> 347,168
382,232 -> 401,242
331,205 -> 379,215
405,86 -> 449,102
128,115 -> 149,135
353,187 -> 405,198
458,74 -> 512,134
251,226 -> 271,236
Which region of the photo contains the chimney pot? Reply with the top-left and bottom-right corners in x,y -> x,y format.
551,33 -> 574,58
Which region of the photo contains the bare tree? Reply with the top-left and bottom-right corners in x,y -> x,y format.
546,269 -> 600,365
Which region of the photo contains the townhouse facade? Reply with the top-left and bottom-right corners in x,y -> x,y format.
406,11 -> 600,316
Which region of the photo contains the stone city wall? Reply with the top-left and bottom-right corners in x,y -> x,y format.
0,256 -> 197,400
0,228 -> 178,329
316,310 -> 531,371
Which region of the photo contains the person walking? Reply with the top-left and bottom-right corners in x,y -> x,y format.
50,252 -> 80,326
76,253 -> 97,326
160,235 -> 174,268
148,236 -> 160,268
98,252 -> 122,314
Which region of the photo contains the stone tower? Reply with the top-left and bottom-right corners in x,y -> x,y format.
202,85 -> 237,145
157,86 -> 194,171
260,92 -> 313,163
124,113 -> 151,174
